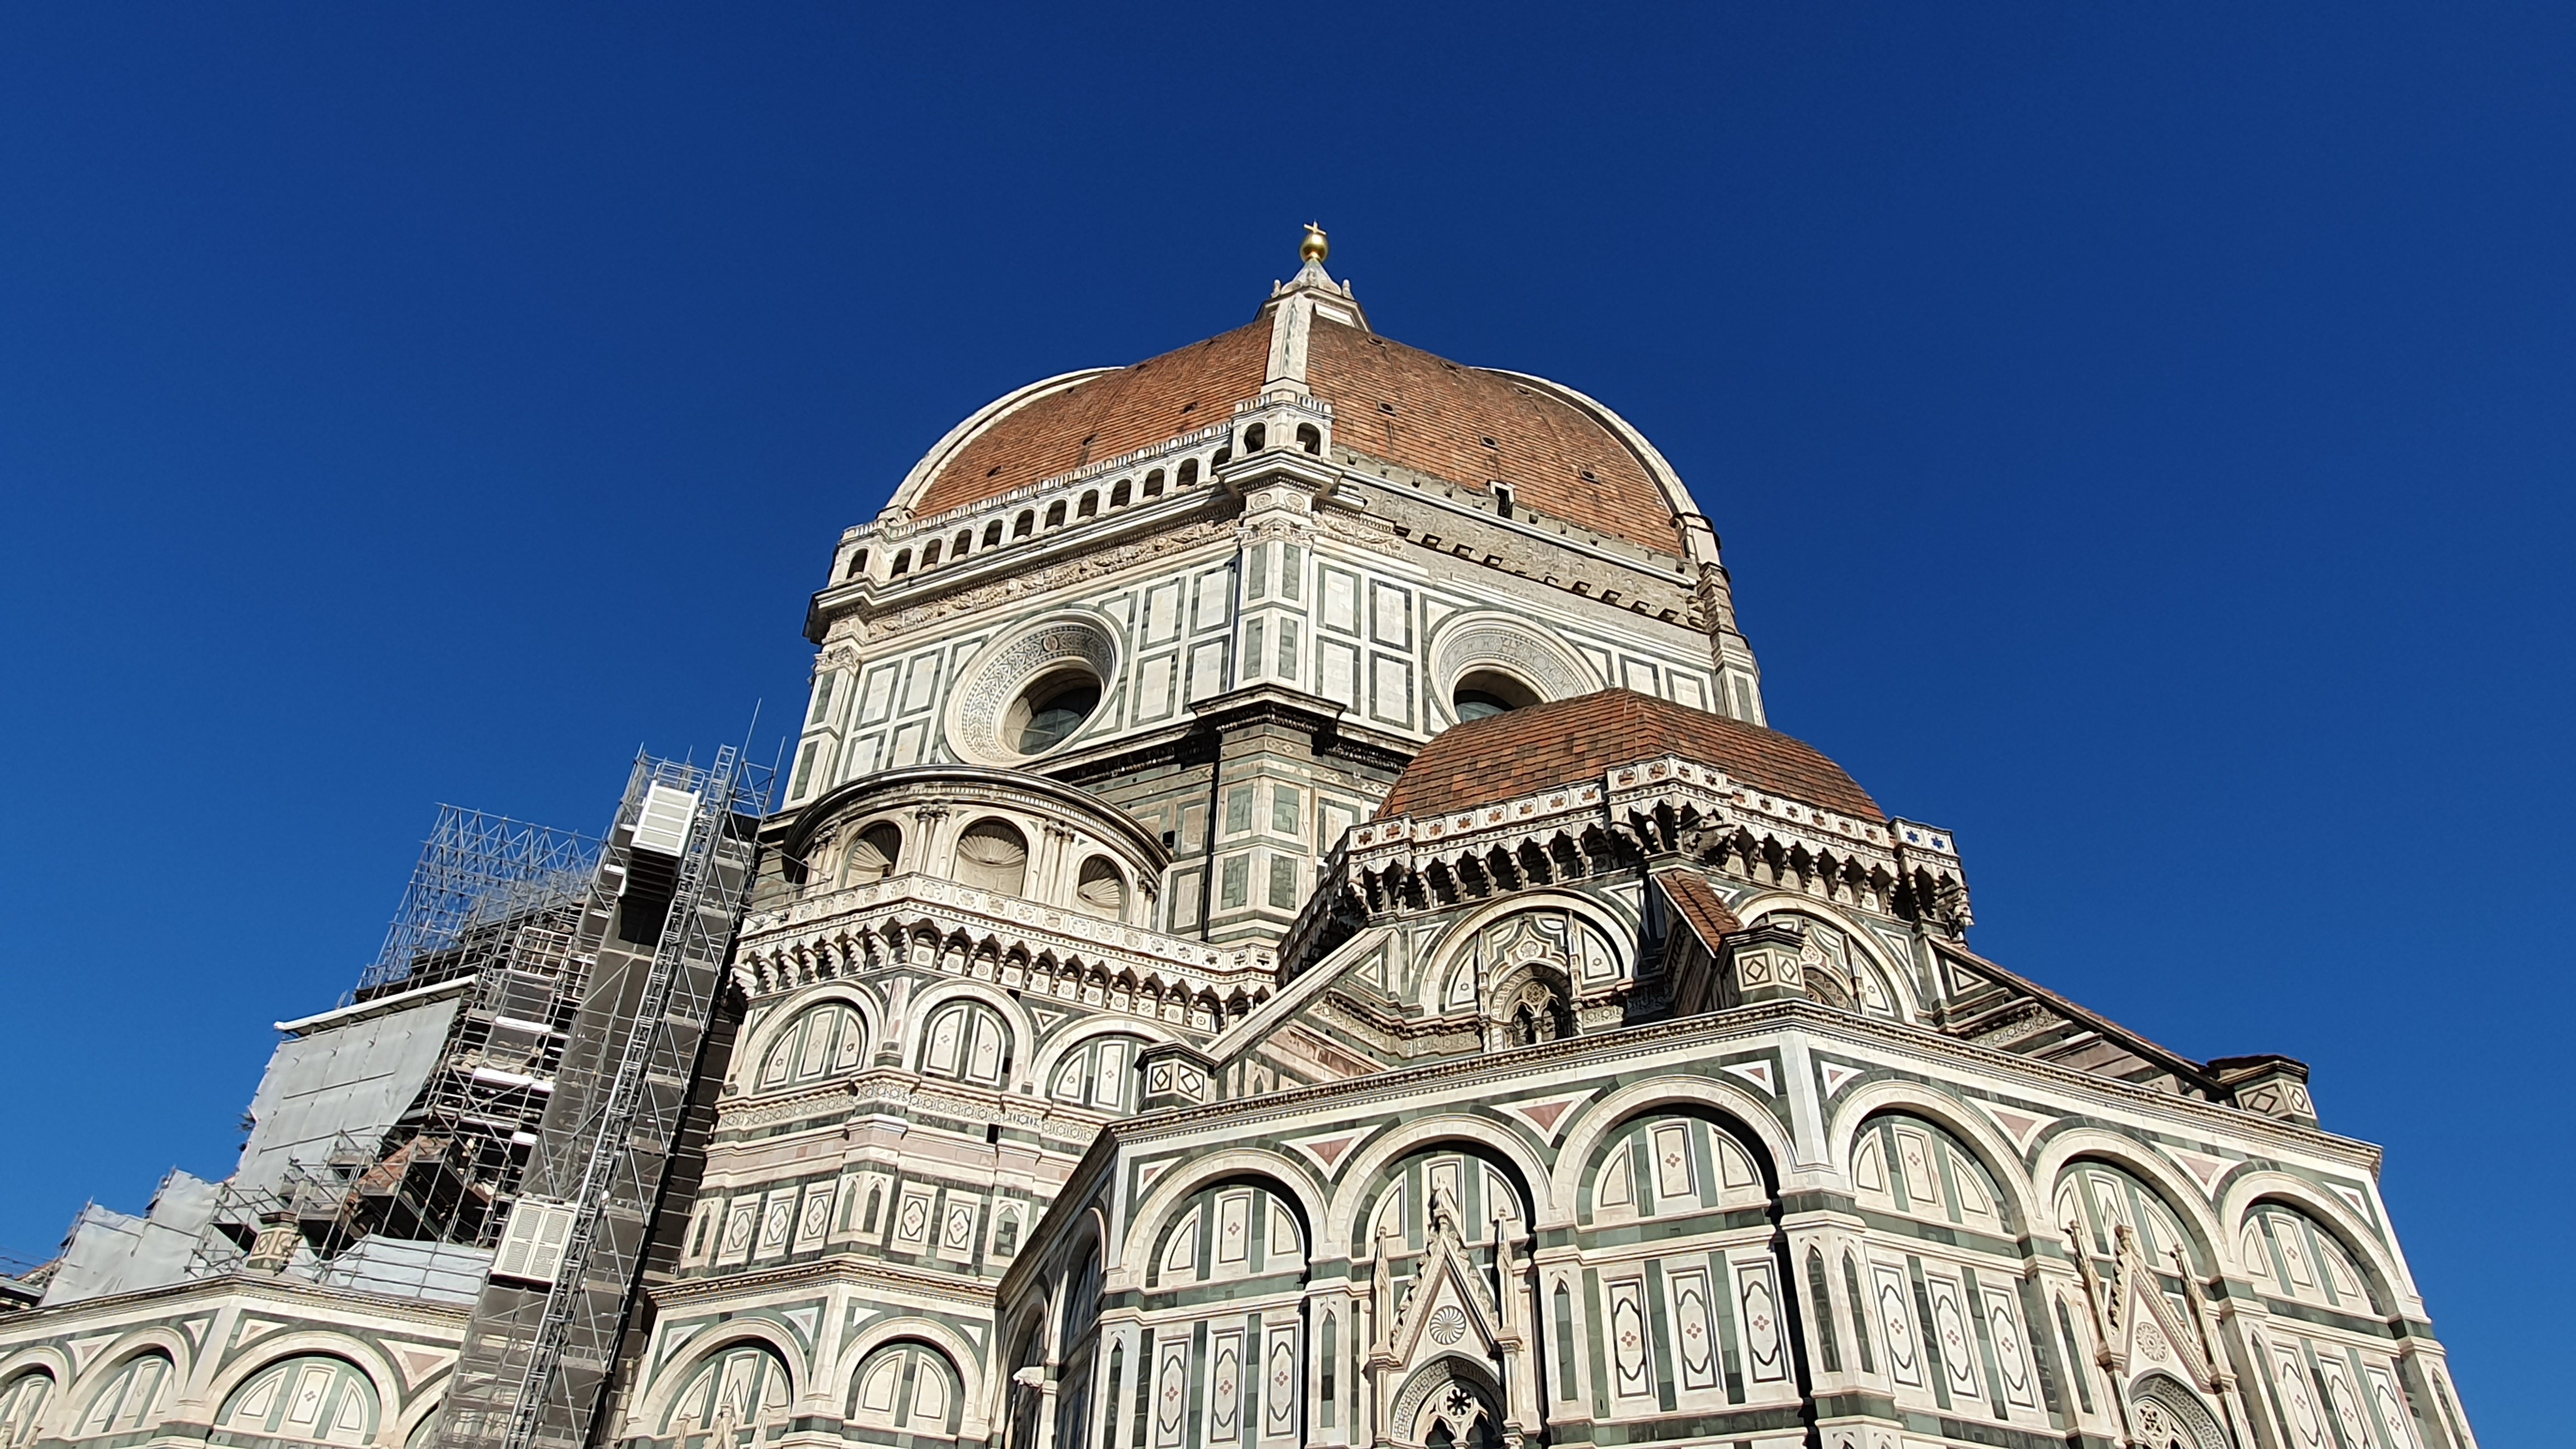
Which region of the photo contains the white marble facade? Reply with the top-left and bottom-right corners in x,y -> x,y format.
0,239 -> 2473,1449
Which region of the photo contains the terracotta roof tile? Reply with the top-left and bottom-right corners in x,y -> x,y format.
915,320 -> 1273,517
909,314 -> 1687,556
1653,868 -> 1744,953
1377,689 -> 1880,822
1303,321 -> 1682,556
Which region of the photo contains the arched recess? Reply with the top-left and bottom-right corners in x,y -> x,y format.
196,1333 -> 405,1439
2233,1196 -> 2389,1318
1845,1109 -> 2023,1237
1115,1149 -> 1327,1285
1417,893 -> 1631,1023
902,979 -> 1033,1085
1727,896 -> 1919,1022
1386,1352 -> 1507,1449
838,819 -> 907,887
70,1351 -> 177,1441
1042,1030 -> 1156,1114
2218,1171 -> 2411,1314
0,1366 -> 55,1448
1577,1104 -> 1772,1228
737,985 -> 883,1087
1547,1077 -> 1795,1231
953,818 -> 1032,894
849,1339 -> 965,1439
749,998 -> 870,1092
656,1339 -> 796,1447
1147,1176 -> 1310,1288
1327,1116 -> 1557,1252
2129,1369 -> 2229,1449
915,997 -> 1015,1087
1027,1016 -> 1174,1103
834,1318 -> 988,1441
2033,1131 -> 2222,1266
1825,1081 -> 2035,1227
2051,1150 -> 2214,1285
214,1355 -> 380,1447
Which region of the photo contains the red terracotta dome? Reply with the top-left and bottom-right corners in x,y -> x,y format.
1377,688 -> 1881,823
893,261 -> 1701,559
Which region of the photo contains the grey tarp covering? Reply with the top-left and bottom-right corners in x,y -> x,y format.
38,1170 -> 220,1305
232,982 -> 466,1195
311,1237 -> 494,1305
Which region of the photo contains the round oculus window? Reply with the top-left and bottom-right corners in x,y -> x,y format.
1008,670 -> 1101,755
1452,669 -> 1541,722
945,616 -> 1121,765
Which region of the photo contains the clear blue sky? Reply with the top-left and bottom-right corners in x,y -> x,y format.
2,4 -> 2565,1434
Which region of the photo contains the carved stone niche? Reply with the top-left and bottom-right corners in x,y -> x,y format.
1718,918 -> 1812,1006
2210,1054 -> 2319,1127
1137,1041 -> 1216,1111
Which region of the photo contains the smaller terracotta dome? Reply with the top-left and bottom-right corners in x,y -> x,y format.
1378,689 -> 1880,822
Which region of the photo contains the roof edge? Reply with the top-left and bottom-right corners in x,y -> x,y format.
883,367 -> 1117,517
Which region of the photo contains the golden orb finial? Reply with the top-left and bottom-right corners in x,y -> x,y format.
1300,222 -> 1329,266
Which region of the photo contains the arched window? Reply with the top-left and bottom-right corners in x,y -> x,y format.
845,549 -> 868,579
1588,1109 -> 1769,1225
1296,423 -> 1322,454
953,820 -> 1029,895
850,1342 -> 960,1435
2239,1202 -> 2381,1314
840,822 -> 903,886
0,1372 -> 53,1449
1013,510 -> 1035,538
1242,423 -> 1267,452
918,1001 -> 1011,1086
1143,468 -> 1166,498
921,539 -> 941,567
1048,1034 -> 1147,1111
1075,857 -> 1126,918
1153,1180 -> 1306,1286
661,1343 -> 791,1448
983,520 -> 1003,548
1109,480 -> 1131,508
755,1002 -> 867,1090
1177,459 -> 1199,488
1849,1113 -> 2007,1231
1078,490 -> 1099,519
217,1357 -> 377,1447
77,1355 -> 172,1439
1044,501 -> 1067,529
889,550 -> 912,577
954,529 -> 973,558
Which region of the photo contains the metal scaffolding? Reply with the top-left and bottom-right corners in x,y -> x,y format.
184,808 -> 605,1286
433,747 -> 770,1449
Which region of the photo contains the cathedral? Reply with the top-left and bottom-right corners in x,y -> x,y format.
0,230 -> 2477,1449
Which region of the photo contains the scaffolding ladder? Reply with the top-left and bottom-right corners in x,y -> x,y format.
432,748 -> 768,1449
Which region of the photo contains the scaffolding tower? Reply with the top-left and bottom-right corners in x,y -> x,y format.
191,808 -> 606,1277
433,747 -> 769,1449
